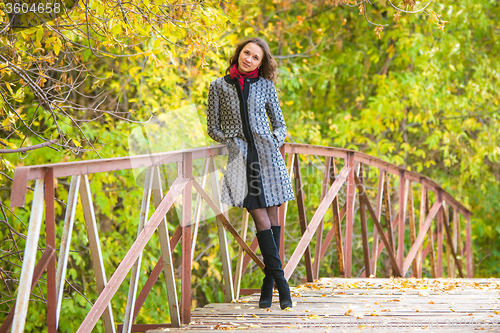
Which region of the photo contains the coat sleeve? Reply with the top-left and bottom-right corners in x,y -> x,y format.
206,81 -> 225,143
265,82 -> 287,147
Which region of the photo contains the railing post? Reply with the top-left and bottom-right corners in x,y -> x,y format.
44,168 -> 57,333
312,156 -> 332,280
11,179 -> 45,333
181,152 -> 193,324
234,210 -> 249,299
151,166 -> 180,327
55,175 -> 81,326
344,152 -> 355,278
465,212 -> 473,278
407,181 -> 417,277
280,151 -> 294,261
358,164 -> 371,277
436,190 -> 444,277
371,170 -> 384,276
208,156 -> 235,303
383,175 -> 395,263
122,167 -> 153,333
293,153 -> 314,282
397,171 -> 408,271
80,175 -> 116,332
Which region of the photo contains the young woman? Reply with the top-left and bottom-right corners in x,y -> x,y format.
206,37 -> 295,309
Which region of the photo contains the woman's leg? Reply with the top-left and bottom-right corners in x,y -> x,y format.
248,208 -> 271,232
249,207 -> 282,307
266,205 -> 279,227
248,208 -> 273,307
249,207 -> 292,309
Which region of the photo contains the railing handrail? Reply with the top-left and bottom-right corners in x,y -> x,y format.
11,142 -> 471,217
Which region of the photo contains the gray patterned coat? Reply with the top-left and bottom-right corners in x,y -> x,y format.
206,75 -> 295,208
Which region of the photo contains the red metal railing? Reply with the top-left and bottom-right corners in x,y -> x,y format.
3,143 -> 472,332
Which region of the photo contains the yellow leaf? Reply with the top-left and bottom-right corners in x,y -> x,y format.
54,43 -> 61,55
36,27 -> 44,43
72,139 -> 81,148
0,138 -> 17,148
306,314 -> 320,319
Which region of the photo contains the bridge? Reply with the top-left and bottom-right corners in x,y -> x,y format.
1,143 -> 475,332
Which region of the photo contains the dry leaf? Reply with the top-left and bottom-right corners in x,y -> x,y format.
307,314 -> 321,319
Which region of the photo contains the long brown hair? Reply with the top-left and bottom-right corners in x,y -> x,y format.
225,37 -> 278,83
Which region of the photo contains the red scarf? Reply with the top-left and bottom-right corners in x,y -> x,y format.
229,64 -> 259,90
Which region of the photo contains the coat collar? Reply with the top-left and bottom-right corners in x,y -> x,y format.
223,75 -> 261,85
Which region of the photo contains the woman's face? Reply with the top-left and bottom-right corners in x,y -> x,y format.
237,42 -> 264,73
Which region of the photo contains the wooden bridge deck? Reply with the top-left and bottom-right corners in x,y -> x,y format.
148,278 -> 500,333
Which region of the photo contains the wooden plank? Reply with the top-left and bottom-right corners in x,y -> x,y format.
436,191 -> 444,277
454,210 -> 464,277
80,175 -> 116,333
55,176 -> 81,326
10,167 -> 30,208
122,167 -> 153,333
293,154 -> 314,282
284,143 -> 349,159
234,210 -> 249,299
284,165 -> 351,280
371,171 -> 385,276
357,164 -> 371,277
402,200 -> 443,276
162,277 -> 500,333
191,157 -> 210,262
344,154 -> 355,278
407,182 -> 417,277
451,208 -> 458,278
330,161 -> 345,277
151,166 -> 180,327
383,175 -> 395,257
312,156 -> 332,280
76,177 -> 189,333
181,153 -> 193,324
208,156 -> 234,303
416,185 -> 425,278
397,172 -> 408,269
44,169 -> 57,333
318,204 -> 346,264
425,190 -> 437,278
280,152 -> 295,260
465,213 -> 473,278
444,204 -> 452,278
11,179 -> 45,333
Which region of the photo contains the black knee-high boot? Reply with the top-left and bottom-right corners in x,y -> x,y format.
259,226 -> 281,308
257,229 -> 292,309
